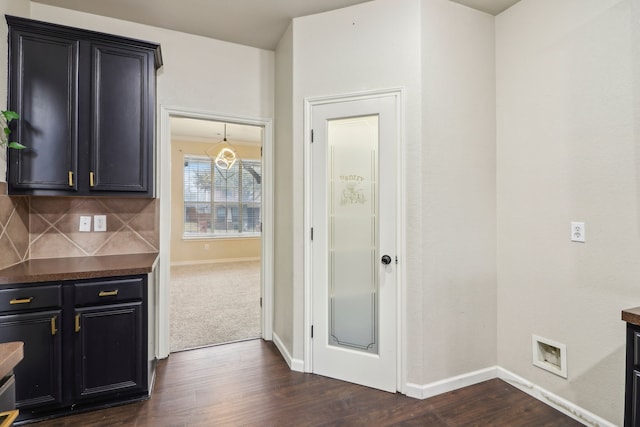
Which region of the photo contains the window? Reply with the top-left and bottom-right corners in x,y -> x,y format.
183,155 -> 261,237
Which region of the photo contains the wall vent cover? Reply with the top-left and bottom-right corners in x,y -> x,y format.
532,334 -> 567,378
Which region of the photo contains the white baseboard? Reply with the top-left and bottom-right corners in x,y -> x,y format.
497,367 -> 615,427
406,366 -> 614,427
272,331 -> 304,372
170,257 -> 261,267
406,366 -> 498,400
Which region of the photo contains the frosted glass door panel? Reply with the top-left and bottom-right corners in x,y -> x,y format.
328,115 -> 378,354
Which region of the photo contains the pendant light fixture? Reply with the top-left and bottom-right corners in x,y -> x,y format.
207,123 -> 238,170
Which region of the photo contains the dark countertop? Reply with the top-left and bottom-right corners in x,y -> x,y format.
622,307 -> 640,326
0,342 -> 23,379
0,253 -> 159,285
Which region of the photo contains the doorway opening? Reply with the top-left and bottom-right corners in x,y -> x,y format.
169,118 -> 263,352
158,107 -> 274,358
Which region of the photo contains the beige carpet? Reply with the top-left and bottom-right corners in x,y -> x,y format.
169,261 -> 261,352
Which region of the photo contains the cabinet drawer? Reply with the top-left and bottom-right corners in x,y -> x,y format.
74,277 -> 143,306
0,285 -> 62,313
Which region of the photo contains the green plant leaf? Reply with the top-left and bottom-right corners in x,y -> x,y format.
2,110 -> 19,122
7,142 -> 25,149
1,110 -> 23,150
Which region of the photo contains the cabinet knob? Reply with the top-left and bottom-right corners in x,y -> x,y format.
68,171 -> 74,187
89,171 -> 95,187
75,314 -> 81,333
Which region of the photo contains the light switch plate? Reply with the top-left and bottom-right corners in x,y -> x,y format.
94,215 -> 107,232
79,216 -> 92,232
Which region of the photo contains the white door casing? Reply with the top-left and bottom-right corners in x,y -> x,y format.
306,91 -> 402,393
158,106 -> 274,359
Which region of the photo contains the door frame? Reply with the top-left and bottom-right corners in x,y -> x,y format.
157,105 -> 274,358
303,88 -> 407,393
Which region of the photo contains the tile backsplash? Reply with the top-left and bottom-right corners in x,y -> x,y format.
0,186 -> 29,269
0,184 -> 159,270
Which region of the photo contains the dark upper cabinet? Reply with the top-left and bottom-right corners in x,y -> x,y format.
90,44 -> 153,193
7,29 -> 79,192
6,16 -> 162,197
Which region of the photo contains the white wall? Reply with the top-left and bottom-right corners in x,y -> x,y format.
421,0 -> 497,384
274,23 -> 295,353
276,0 -> 497,388
496,0 -> 637,424
290,0 -> 423,369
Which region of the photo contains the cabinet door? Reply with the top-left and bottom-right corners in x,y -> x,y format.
7,28 -> 79,193
74,302 -> 144,400
89,43 -> 154,195
0,310 -> 63,408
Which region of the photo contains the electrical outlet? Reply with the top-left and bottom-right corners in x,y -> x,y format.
94,215 -> 107,232
79,216 -> 92,232
571,221 -> 585,243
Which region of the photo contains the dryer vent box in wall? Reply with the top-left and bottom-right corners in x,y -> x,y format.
532,334 -> 567,378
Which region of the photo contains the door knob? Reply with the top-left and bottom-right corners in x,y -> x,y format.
381,255 -> 392,265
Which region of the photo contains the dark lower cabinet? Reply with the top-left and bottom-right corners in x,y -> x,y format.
0,310 -> 63,409
625,323 -> 640,426
631,370 -> 640,427
75,302 -> 144,400
0,275 -> 151,424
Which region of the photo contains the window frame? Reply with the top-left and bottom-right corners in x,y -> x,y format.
182,154 -> 262,240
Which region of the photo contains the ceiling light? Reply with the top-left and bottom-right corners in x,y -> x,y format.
206,123 -> 238,170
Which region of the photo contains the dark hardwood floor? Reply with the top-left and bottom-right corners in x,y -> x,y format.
33,339 -> 582,426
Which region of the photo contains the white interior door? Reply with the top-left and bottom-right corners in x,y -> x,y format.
311,94 -> 398,392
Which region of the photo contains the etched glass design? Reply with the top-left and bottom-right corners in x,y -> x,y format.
328,115 -> 379,354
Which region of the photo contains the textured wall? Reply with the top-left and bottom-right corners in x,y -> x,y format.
273,22 -> 295,355
291,0 -> 423,366
496,0 -> 635,424
420,0 -> 497,384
